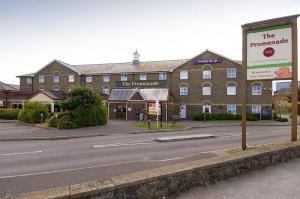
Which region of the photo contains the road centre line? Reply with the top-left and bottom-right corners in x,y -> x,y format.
0,151 -> 43,156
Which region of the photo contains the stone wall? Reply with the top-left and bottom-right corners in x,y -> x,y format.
5,142 -> 300,199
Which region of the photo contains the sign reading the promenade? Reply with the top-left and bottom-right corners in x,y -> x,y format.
116,80 -> 167,88
247,24 -> 292,80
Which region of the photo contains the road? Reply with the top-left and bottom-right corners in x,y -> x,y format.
0,124 -> 297,197
171,157 -> 300,199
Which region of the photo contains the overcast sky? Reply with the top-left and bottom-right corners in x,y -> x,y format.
0,0 -> 299,84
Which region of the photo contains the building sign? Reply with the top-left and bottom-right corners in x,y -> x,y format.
148,102 -> 161,115
116,80 -> 167,88
193,58 -> 222,65
247,24 -> 292,80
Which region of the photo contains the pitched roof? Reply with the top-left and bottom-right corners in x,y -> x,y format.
31,90 -> 63,100
0,81 -> 19,91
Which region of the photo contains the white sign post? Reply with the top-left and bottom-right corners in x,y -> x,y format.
155,100 -> 159,128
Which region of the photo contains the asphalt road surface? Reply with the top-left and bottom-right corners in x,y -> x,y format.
0,124 -> 297,197
171,157 -> 300,199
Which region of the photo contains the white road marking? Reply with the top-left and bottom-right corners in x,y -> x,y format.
0,151 -> 43,156
92,140 -> 153,148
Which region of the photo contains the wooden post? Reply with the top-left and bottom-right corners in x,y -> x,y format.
242,27 -> 248,150
291,18 -> 298,142
107,102 -> 110,120
165,102 -> 168,122
125,103 -> 128,121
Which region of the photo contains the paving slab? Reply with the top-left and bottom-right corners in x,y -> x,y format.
156,134 -> 216,142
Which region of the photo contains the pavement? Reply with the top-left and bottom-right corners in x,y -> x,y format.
0,118 -> 297,141
171,157 -> 300,199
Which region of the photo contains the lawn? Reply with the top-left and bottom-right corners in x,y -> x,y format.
130,121 -> 186,130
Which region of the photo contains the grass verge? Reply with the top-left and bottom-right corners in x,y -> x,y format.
130,121 -> 186,130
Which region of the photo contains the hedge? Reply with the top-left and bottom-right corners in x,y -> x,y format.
0,109 -> 20,120
18,102 -> 50,123
192,112 -> 272,121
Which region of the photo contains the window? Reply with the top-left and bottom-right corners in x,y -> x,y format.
26,77 -> 32,84
53,85 -> 60,91
0,101 -> 3,107
227,69 -> 236,78
103,88 -> 110,95
39,85 -> 45,91
180,87 -> 188,96
140,74 -> 147,81
252,85 -> 262,95
103,74 -> 110,82
227,104 -> 237,114
227,86 -> 236,95
53,75 -> 59,83
86,76 -> 92,83
202,86 -> 211,95
159,72 -> 167,80
69,75 -> 75,83
252,105 -> 261,114
203,70 -> 211,79
39,76 -> 44,83
121,74 -> 128,81
180,70 -> 188,80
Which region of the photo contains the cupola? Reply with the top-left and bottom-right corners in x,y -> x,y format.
132,49 -> 140,64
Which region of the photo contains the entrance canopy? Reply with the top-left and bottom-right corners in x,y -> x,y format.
108,88 -> 169,102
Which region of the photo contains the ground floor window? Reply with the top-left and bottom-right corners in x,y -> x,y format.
180,87 -> 188,96
0,100 -> 3,107
252,105 -> 261,114
227,104 -> 237,114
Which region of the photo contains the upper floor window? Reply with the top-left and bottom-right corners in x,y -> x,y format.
39,85 -> 45,91
203,70 -> 211,79
53,85 -> 60,91
103,88 -> 110,95
39,76 -> 44,83
252,85 -> 262,95
227,85 -> 236,95
227,104 -> 237,114
159,72 -> 167,80
227,68 -> 236,78
69,75 -> 75,83
103,74 -> 110,82
26,77 -> 32,84
202,86 -> 211,96
139,74 -> 147,81
252,105 -> 261,114
180,86 -> 188,96
53,75 -> 59,83
86,76 -> 93,83
180,70 -> 188,80
121,74 -> 128,81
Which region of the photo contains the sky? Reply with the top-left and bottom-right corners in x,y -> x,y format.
0,0 -> 299,85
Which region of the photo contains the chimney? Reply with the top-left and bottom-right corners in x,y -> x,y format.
132,49 -> 140,64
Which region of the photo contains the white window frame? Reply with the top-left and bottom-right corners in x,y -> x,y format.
180,86 -> 188,96
103,88 -> 110,95
180,70 -> 188,80
103,74 -> 110,82
69,75 -> 75,83
39,76 -> 44,83
139,74 -> 147,81
26,77 -> 32,84
227,68 -> 237,78
227,86 -> 236,95
203,70 -> 211,79
121,74 -> 128,81
227,104 -> 237,114
202,86 -> 211,96
252,105 -> 261,114
0,101 -> 3,107
252,85 -> 262,95
53,75 -> 60,83
86,76 -> 93,83
159,72 -> 167,80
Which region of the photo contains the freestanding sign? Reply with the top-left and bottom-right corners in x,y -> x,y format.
242,15 -> 299,150
247,24 -> 292,80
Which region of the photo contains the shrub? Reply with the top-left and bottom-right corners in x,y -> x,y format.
192,112 -> 261,121
18,102 -> 50,123
48,112 -> 76,129
0,109 -> 20,120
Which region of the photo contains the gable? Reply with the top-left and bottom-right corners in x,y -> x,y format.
129,90 -> 145,101
30,93 -> 53,102
35,60 -> 79,77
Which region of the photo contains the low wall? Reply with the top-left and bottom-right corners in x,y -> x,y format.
4,142 -> 300,199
